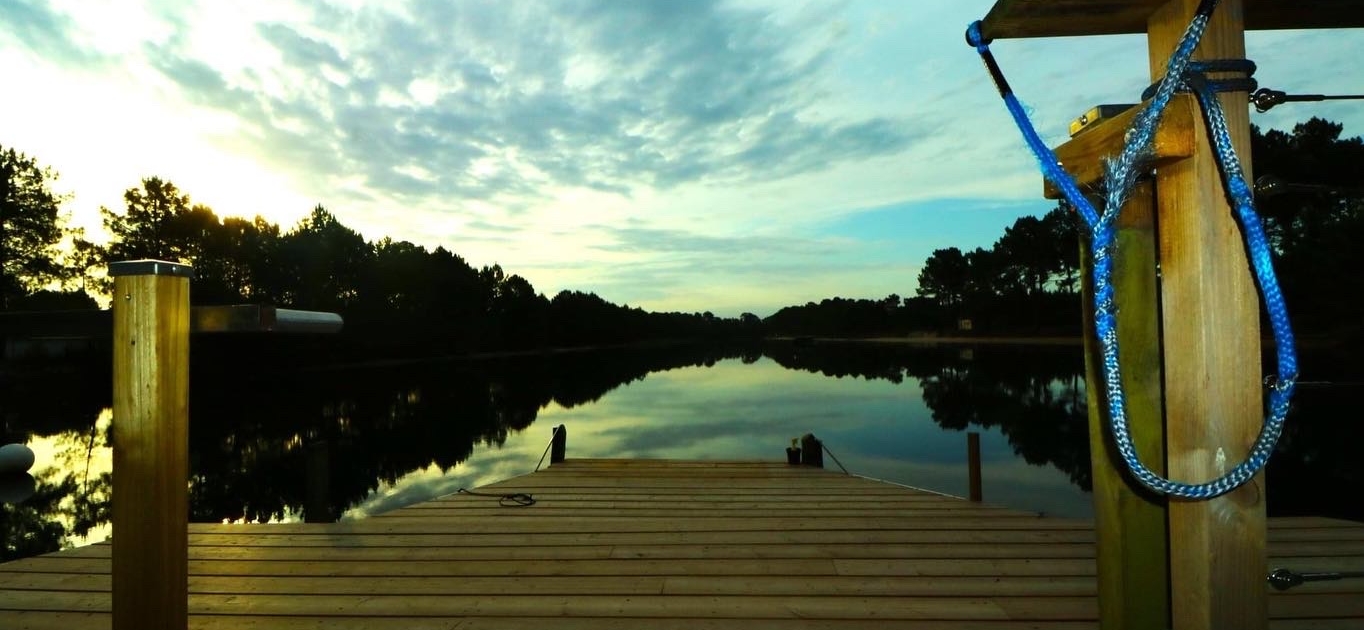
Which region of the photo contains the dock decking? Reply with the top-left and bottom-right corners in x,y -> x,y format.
2,459 -> 1363,628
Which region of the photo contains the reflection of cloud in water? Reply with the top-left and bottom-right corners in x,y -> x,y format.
854,441 -> 1093,518
344,439 -> 541,518
533,357 -> 1092,518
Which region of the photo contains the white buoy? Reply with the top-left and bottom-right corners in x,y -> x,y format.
0,443 -> 36,474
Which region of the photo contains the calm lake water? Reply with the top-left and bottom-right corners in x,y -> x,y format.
2,340 -> 1358,562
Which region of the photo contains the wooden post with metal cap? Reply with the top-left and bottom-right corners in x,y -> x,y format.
977,0 -> 1364,628
110,259 -> 193,630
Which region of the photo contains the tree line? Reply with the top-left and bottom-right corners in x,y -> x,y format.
4,117 -> 1361,349
766,117 -> 1364,339
0,155 -> 760,355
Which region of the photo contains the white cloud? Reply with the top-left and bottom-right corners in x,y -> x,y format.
2,0 -> 1361,314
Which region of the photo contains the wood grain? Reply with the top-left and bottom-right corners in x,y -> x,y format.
110,269 -> 191,630
980,0 -> 1364,39
3,460 -> 1360,628
1080,182 -> 1171,630
1148,2 -> 1268,629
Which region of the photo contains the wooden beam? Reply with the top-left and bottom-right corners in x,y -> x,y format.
1147,2 -> 1268,629
1080,183 -> 1171,630
1045,97 -> 1196,199
110,259 -> 192,630
981,0 -> 1364,40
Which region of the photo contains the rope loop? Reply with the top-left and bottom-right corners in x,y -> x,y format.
965,0 -> 1298,499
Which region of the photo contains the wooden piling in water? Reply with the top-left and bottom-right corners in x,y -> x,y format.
799,433 -> 823,468
110,259 -> 192,630
967,432 -> 982,503
550,424 -> 566,464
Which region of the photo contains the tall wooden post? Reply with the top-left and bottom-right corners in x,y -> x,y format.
1148,2 -> 1267,628
1080,184 -> 1171,629
111,260 -> 192,630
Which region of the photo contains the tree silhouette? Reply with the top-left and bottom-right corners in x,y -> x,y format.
278,205 -> 372,312
1252,118 -> 1364,333
0,145 -> 74,309
916,247 -> 968,311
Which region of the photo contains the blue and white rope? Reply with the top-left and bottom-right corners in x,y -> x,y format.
965,0 -> 1298,499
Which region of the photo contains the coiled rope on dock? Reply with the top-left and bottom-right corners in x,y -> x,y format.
964,0 -> 1298,500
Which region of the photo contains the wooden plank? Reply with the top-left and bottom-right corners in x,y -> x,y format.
0,590 -> 1103,620
1,557 -> 851,577
109,261 -> 192,630
980,0 -> 1364,39
834,558 -> 1093,577
3,526 -> 1098,552
1080,182 -> 1171,629
400,500 -> 982,512
1148,2 -> 1268,630
1045,98 -> 1195,198
371,507 -> 1035,519
0,559 -> 1096,578
417,492 -> 956,503
550,459 -> 800,467
0,612 -> 1106,630
480,475 -> 877,484
182,517 -> 1093,536
463,484 -> 923,496
3,543 -> 1101,564
0,573 -> 1102,597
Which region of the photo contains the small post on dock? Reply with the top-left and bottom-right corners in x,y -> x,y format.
304,438 -> 333,523
110,259 -> 192,630
967,432 -> 982,502
799,433 -> 823,468
550,424 -> 566,464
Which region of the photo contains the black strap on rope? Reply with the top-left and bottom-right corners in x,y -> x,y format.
1253,88 -> 1364,113
457,488 -> 536,507
1140,59 -> 1258,102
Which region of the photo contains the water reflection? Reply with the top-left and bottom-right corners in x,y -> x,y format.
2,340 -> 1359,562
765,342 -> 1092,491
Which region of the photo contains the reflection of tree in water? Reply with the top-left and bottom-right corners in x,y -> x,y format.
3,343 -> 747,559
2,361 -> 114,561
188,343 -> 749,523
1265,341 -> 1364,521
765,340 -> 1364,521
0,420 -> 113,562
765,341 -> 1093,491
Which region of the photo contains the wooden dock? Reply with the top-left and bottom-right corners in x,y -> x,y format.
2,459 -> 1362,628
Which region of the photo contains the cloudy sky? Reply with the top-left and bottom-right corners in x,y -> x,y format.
3,0 -> 1361,316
